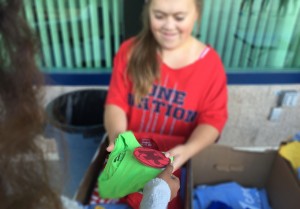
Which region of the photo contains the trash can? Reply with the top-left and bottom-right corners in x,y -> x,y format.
45,89 -> 107,198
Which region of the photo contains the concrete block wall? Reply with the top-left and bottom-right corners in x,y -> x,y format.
221,85 -> 300,147
44,85 -> 300,147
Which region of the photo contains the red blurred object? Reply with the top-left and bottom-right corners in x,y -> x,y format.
133,147 -> 170,168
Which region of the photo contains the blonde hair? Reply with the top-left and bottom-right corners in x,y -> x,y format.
127,0 -> 203,103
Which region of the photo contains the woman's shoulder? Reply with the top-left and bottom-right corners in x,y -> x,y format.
115,37 -> 137,61
192,38 -> 220,59
189,40 -> 225,76
119,37 -> 136,52
184,39 -> 222,70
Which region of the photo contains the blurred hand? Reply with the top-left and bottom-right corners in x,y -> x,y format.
157,164 -> 180,201
165,145 -> 190,171
106,142 -> 115,152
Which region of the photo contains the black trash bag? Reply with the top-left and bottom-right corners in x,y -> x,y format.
47,89 -> 107,137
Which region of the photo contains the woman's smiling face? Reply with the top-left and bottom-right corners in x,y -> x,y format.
149,0 -> 198,50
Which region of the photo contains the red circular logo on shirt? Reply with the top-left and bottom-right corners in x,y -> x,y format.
133,147 -> 170,168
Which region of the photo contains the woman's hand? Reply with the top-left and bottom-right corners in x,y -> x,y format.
106,142 -> 115,152
166,125 -> 220,170
104,104 -> 127,152
165,145 -> 190,171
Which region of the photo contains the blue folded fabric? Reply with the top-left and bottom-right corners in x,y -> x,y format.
193,199 -> 200,209
193,182 -> 272,209
207,201 -> 233,209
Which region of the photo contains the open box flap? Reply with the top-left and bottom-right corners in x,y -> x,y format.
191,144 -> 276,187
74,138 -> 109,203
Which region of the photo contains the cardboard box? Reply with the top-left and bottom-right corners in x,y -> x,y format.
74,138 -> 109,203
186,144 -> 300,209
74,137 -> 189,206
75,139 -> 300,209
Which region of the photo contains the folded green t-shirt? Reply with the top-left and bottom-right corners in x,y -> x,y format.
98,131 -> 167,198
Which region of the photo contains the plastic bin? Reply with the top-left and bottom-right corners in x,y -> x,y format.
45,89 -> 107,197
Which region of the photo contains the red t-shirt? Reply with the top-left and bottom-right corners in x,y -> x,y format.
106,38 -> 228,143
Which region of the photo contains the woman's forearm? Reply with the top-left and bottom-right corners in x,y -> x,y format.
185,124 -> 219,159
169,124 -> 220,170
104,104 -> 128,143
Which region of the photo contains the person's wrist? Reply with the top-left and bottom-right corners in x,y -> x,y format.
184,142 -> 199,159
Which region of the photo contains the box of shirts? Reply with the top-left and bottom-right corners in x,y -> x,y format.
74,134 -> 188,209
185,144 -> 300,209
